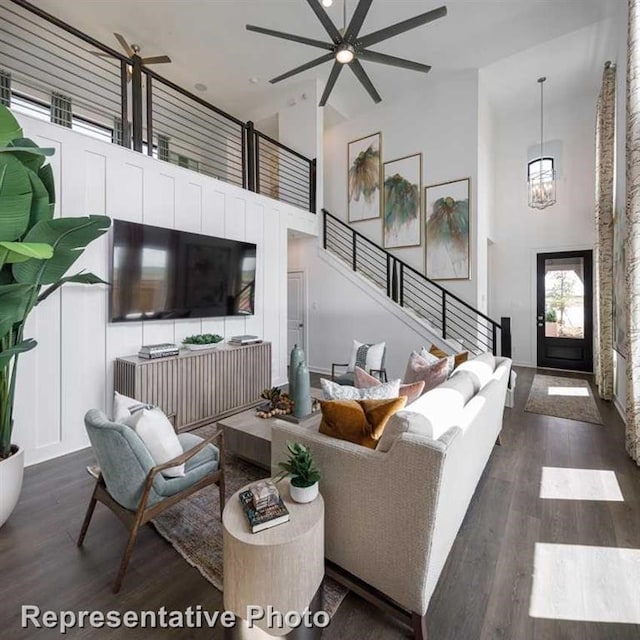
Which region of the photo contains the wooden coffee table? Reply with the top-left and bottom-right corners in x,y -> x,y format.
218,403 -> 321,470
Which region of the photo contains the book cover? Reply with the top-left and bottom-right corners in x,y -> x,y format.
239,489 -> 290,533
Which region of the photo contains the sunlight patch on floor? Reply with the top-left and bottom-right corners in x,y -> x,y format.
547,386 -> 590,397
540,467 -> 624,501
530,543 -> 640,623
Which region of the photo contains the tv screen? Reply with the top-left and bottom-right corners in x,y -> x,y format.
110,220 -> 256,322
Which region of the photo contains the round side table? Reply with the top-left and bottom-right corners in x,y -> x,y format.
223,478 -> 325,638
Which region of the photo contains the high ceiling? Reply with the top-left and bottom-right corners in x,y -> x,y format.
34,0 -> 624,119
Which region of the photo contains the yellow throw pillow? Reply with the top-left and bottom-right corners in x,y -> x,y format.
319,397 -> 407,449
429,345 -> 469,369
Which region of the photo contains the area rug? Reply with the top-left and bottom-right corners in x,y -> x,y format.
524,374 -> 603,425
151,425 -> 348,617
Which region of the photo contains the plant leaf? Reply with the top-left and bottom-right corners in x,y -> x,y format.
37,163 -> 55,214
26,166 -> 54,227
0,283 -> 34,338
0,242 -> 53,263
13,215 -> 111,285
0,154 -> 32,240
0,105 -> 23,146
0,338 -> 37,371
0,138 -> 55,172
37,271 -> 109,305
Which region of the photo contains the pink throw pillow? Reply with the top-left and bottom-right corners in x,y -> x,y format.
403,352 -> 452,395
354,366 -> 425,405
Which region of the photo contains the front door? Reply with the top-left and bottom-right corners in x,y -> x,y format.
287,271 -> 306,355
536,250 -> 593,371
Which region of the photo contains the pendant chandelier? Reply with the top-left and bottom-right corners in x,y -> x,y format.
528,77 -> 556,210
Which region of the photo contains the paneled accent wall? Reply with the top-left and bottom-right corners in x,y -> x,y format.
11,114 -> 317,466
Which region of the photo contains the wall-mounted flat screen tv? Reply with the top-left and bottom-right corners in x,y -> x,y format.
110,220 -> 256,322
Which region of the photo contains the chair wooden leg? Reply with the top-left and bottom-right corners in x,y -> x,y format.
77,481 -> 100,547
218,478 -> 226,520
412,612 -> 427,640
112,520 -> 142,594
496,432 -> 503,446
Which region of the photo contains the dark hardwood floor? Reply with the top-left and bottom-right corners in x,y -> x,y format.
1,367 -> 639,639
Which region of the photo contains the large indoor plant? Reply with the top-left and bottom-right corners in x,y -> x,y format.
0,104 -> 110,527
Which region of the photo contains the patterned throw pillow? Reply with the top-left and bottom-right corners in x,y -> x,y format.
403,352 -> 453,394
320,377 -> 400,400
319,397 -> 407,449
353,367 -> 425,405
346,340 -> 386,373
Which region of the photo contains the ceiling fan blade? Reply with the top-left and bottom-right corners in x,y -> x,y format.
141,55 -> 172,65
270,53 -> 335,84
349,59 -> 381,103
357,5 -> 447,48
359,49 -> 431,73
114,32 -> 134,57
343,0 -> 374,43
319,61 -> 343,106
305,0 -> 342,44
246,25 -> 333,50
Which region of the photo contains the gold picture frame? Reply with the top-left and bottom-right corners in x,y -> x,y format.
347,132 -> 382,223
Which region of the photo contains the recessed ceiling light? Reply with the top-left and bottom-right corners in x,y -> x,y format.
321,0 -> 333,6
194,83 -> 207,91
249,77 -> 260,84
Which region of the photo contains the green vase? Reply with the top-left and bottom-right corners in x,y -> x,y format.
289,344 -> 304,398
293,360 -> 312,418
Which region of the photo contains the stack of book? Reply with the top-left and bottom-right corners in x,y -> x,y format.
239,481 -> 290,533
228,334 -> 262,346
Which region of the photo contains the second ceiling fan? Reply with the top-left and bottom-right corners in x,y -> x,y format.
247,0 -> 447,106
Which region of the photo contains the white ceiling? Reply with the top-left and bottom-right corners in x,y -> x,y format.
35,0 -> 624,119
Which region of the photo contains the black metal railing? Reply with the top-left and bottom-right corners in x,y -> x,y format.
323,210 -> 512,356
1,0 -> 316,212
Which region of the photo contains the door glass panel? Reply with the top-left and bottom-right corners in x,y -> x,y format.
544,257 -> 585,339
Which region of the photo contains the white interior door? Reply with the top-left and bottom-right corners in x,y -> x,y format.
287,271 -> 306,356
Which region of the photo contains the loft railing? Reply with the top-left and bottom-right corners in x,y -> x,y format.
323,210 -> 512,357
0,0 -> 316,213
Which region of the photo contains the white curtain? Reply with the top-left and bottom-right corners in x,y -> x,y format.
594,62 -> 616,400
625,0 -> 640,465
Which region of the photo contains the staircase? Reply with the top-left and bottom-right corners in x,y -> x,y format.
322,210 -> 512,357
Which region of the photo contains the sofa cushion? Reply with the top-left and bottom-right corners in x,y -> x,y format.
321,377 -> 401,401
403,352 -> 452,394
451,352 -> 496,392
319,397 -> 407,449
123,407 -> 185,478
346,340 -> 386,373
354,367 -> 425,405
428,345 -> 469,369
377,370 -> 477,450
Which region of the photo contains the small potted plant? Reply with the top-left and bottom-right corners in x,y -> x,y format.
182,333 -> 224,351
274,441 -> 321,503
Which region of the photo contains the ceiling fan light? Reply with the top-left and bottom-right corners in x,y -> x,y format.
336,45 -> 355,64
321,0 -> 333,6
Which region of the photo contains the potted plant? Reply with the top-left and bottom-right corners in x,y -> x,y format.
0,105 -> 110,528
182,333 -> 224,351
274,441 -> 321,503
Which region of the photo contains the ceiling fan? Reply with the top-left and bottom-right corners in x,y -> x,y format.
91,33 -> 172,80
246,0 -> 447,106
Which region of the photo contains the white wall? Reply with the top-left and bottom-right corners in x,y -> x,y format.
288,237 -> 445,380
11,114 -> 317,467
489,92 -> 597,366
323,70 -> 481,307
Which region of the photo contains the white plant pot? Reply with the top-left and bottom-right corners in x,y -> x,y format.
289,481 -> 319,504
183,342 -> 223,351
0,445 -> 24,528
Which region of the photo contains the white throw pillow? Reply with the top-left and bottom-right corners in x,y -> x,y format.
321,377 -> 401,401
124,407 -> 185,478
346,340 -> 386,373
418,347 -> 441,365
113,391 -> 146,422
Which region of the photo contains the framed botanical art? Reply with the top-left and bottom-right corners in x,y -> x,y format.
348,132 -> 382,222
425,178 -> 471,280
383,153 -> 422,248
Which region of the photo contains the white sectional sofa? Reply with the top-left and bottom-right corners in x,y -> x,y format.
271,354 -> 512,639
